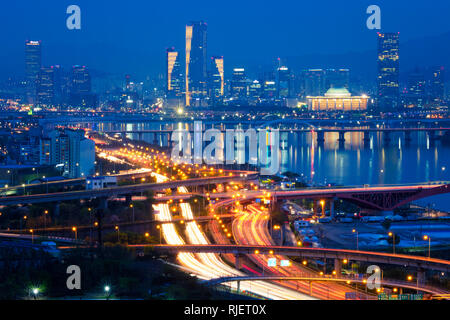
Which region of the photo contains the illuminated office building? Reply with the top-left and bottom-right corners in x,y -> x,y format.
231,68 -> 247,99
209,56 -> 224,102
185,21 -> 208,106
69,65 -> 97,107
303,69 -> 326,97
377,32 -> 400,109
277,66 -> 291,98
307,87 -> 368,111
325,69 -> 350,89
430,66 -> 445,103
263,80 -> 277,99
166,47 -> 183,97
36,66 -> 55,107
25,40 -> 42,105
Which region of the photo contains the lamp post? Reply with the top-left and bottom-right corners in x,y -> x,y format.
115,225 -> 119,243
72,226 -> 77,241
352,229 -> 359,251
104,285 -> 111,300
31,287 -> 39,300
156,225 -> 161,244
320,200 -> 325,217
130,203 -> 135,222
43,210 -> 48,232
423,235 -> 431,258
30,229 -> 34,244
388,231 -> 396,254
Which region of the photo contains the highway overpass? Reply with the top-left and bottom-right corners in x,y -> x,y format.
205,275 -> 449,295
0,173 -> 258,206
209,182 -> 450,211
132,244 -> 450,273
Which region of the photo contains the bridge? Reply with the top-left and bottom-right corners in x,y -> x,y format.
132,244 -> 450,273
0,173 -> 258,206
208,182 -> 450,212
204,275 -> 449,295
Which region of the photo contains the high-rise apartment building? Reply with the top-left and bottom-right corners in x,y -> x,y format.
41,129 -> 95,178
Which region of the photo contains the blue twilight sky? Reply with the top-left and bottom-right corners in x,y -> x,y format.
0,0 -> 450,78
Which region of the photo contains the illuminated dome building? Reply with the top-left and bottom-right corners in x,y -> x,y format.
307,87 -> 368,111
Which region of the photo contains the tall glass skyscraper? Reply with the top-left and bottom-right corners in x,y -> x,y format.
37,66 -> 55,106
209,56 -> 224,102
185,21 -> 207,106
377,32 -> 400,109
166,47 -> 183,97
25,40 -> 42,105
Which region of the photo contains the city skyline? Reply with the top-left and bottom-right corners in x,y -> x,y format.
1,1 -> 450,79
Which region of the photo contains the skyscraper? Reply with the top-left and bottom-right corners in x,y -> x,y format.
377,32 -> 400,109
69,66 -> 96,107
325,69 -> 350,90
185,21 -> 207,106
303,69 -> 326,97
36,66 -> 55,107
25,40 -> 42,105
166,47 -> 183,97
230,68 -> 247,100
209,56 -> 224,102
430,66 -> 445,103
277,66 -> 291,98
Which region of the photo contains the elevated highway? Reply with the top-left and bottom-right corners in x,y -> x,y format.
0,172 -> 258,206
132,244 -> 450,273
205,275 -> 449,295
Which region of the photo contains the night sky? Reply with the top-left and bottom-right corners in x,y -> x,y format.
1,0 -> 450,78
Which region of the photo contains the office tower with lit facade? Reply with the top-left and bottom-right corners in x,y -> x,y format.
69,65 -> 97,107
25,40 -> 42,105
277,66 -> 291,98
231,68 -> 247,99
166,47 -> 183,97
430,66 -> 445,104
302,69 -> 326,97
325,69 -> 350,90
377,32 -> 400,109
36,66 -> 55,107
209,56 -> 224,104
185,21 -> 207,106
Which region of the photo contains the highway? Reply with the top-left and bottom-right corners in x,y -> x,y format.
153,182 -> 315,299
112,145 -> 315,299
232,204 -> 359,299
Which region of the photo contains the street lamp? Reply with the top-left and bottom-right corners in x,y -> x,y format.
31,287 -> 40,300
388,232 -> 396,254
104,285 -> 111,300
423,235 -> 431,258
43,210 -> 49,231
352,229 -> 359,251
29,229 -> 34,244
156,225 -> 161,244
320,200 -> 325,217
115,225 -> 119,243
72,227 -> 77,241
130,203 -> 135,222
